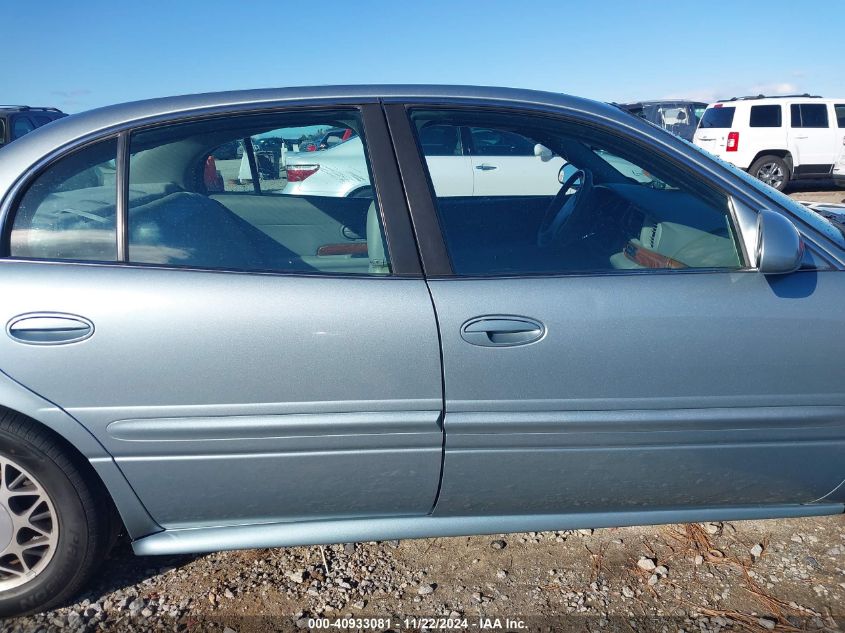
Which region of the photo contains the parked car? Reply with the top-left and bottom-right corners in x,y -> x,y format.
283,124 -> 654,198
0,106 -> 66,148
0,85 -> 844,616
618,100 -> 708,141
317,127 -> 356,150
693,95 -> 845,191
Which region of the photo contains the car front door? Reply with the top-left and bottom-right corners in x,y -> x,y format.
0,104 -> 444,530
789,102 -> 836,175
468,126 -> 563,197
392,105 -> 845,518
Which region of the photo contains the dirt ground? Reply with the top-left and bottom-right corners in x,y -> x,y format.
3,183 -> 845,633
786,181 -> 844,205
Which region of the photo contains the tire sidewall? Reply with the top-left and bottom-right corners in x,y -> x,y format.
0,428 -> 90,616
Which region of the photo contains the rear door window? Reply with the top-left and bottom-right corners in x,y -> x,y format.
790,103 -> 829,128
699,107 -> 735,128
749,105 -> 782,127
835,104 -> 845,128
9,139 -> 118,261
127,110 -> 389,275
469,127 -> 536,156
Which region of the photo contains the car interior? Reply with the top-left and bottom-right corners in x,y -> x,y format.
12,110 -> 743,278
11,113 -> 389,276
413,112 -> 743,275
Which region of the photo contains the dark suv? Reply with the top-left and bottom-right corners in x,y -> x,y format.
0,105 -> 67,148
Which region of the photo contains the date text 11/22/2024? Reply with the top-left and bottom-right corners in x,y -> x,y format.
307,617 -> 528,629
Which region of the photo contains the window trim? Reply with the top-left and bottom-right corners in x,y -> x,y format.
1,102 -> 423,277
390,103 -> 753,278
116,132 -> 129,262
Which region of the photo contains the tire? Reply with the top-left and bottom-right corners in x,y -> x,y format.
749,155 -> 790,192
0,411 -> 111,616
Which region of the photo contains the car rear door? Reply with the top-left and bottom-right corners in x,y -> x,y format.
0,103 -> 444,530
388,103 -> 845,518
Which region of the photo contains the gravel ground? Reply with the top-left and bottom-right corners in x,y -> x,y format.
2,183 -> 844,633
2,517 -> 844,632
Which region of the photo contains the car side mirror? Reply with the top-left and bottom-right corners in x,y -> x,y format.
756,209 -> 804,275
534,144 -> 553,162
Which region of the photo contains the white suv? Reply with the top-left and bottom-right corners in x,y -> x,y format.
693,95 -> 845,191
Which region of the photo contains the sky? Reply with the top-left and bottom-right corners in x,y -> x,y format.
4,0 -> 843,113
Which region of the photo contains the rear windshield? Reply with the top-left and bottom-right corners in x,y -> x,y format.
699,107 -> 735,128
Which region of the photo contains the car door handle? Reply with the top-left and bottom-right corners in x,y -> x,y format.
461,316 -> 545,347
6,313 -> 94,345
794,135 -> 809,139
474,163 -> 498,171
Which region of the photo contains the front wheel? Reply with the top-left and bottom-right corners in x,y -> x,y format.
0,412 -> 112,616
749,155 -> 790,192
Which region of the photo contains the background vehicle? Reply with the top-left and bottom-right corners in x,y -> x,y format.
0,86 -> 843,616
619,100 -> 707,141
0,106 -> 66,148
693,95 -> 845,191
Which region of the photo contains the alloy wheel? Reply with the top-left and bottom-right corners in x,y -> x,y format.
756,162 -> 785,189
0,455 -> 58,591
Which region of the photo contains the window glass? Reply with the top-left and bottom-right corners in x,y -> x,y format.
127,110 -> 389,275
10,139 -> 118,261
33,115 -> 52,127
11,116 -> 35,140
0,119 -> 5,143
835,104 -> 845,128
790,103 -> 829,128
699,106 -> 735,128
418,123 -> 462,156
470,127 -> 536,156
750,105 -> 782,128
410,109 -> 742,276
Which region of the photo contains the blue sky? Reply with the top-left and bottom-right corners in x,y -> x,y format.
5,0 -> 843,113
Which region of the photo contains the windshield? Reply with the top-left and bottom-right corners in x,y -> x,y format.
593,149 -> 674,189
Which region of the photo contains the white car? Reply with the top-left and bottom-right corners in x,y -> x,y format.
693,95 -> 845,191
282,123 -> 657,198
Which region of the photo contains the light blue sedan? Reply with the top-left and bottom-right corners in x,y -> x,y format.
0,85 -> 843,615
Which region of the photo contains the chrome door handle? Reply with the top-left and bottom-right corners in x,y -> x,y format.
461,316 -> 545,347
474,164 -> 498,171
6,313 -> 94,345
794,135 -> 809,139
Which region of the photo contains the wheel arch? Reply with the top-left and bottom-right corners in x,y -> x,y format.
0,370 -> 161,539
750,150 -> 794,174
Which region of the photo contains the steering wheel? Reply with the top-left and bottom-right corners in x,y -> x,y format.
537,168 -> 594,248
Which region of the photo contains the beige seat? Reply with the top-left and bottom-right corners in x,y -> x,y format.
366,202 -> 390,274
610,221 -> 740,270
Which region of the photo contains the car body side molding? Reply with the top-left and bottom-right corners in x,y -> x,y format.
132,503 -> 844,556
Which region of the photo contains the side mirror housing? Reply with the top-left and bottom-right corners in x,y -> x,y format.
534,144 -> 553,162
757,209 -> 804,274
